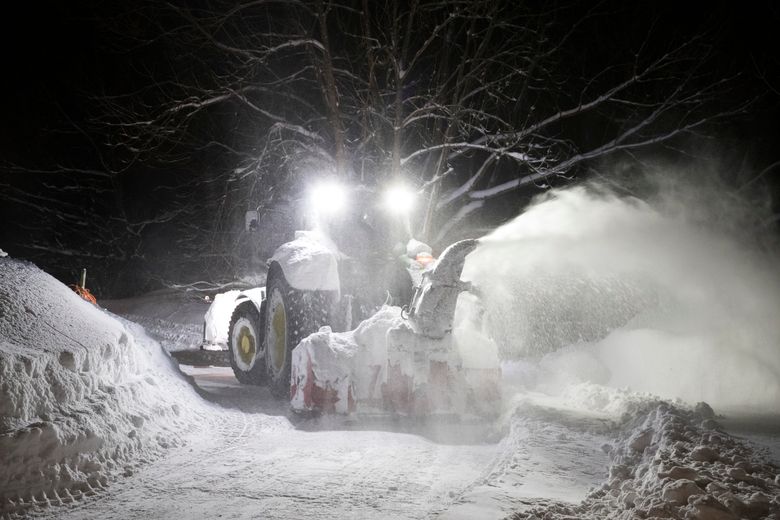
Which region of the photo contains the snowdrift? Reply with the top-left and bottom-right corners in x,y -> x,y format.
0,258 -> 201,514
513,391 -> 780,519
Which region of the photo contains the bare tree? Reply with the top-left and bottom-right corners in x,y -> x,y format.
93,1 -> 749,252
2,0 -> 748,292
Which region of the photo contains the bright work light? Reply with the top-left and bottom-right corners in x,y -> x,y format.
310,181 -> 348,215
383,185 -> 416,214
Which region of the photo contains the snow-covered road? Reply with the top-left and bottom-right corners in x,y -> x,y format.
5,258 -> 779,520
45,412 -> 489,519
1,260 -> 613,519
33,365 -> 611,520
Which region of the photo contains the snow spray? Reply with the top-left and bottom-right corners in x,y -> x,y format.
461,184 -> 780,413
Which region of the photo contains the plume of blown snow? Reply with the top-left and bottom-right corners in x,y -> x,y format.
464,183 -> 780,413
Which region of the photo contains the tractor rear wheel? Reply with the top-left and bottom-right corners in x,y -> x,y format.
227,301 -> 267,385
264,264 -> 330,398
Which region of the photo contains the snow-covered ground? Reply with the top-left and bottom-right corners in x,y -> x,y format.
4,180 -> 780,520
0,258 -> 610,519
21,363 -> 616,520
0,257 -> 613,519
101,291 -> 209,352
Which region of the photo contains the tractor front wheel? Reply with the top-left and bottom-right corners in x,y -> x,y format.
227,301 -> 267,385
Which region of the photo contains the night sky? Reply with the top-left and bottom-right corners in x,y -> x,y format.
1,1 -> 778,297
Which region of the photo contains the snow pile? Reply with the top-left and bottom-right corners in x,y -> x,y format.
0,258 -> 202,514
513,401 -> 780,519
465,185 -> 780,413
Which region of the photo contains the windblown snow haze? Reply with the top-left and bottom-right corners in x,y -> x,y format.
464,184 -> 780,412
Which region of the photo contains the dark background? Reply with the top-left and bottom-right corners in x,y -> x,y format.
1,1 -> 778,297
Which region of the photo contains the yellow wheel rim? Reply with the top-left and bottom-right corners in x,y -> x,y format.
237,326 -> 256,366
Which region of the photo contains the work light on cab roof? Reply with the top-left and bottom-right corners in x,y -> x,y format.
309,180 -> 348,216
383,184 -> 416,214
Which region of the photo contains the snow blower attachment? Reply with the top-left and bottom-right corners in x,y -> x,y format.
290,239 -> 501,418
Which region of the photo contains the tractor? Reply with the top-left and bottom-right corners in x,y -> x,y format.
202,180 -> 501,417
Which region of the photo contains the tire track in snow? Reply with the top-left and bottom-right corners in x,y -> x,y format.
38,413 -> 496,520
438,399 -> 614,519
27,363 -> 501,520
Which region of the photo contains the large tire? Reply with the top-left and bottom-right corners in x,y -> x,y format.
227,301 -> 267,385
264,264 -> 330,398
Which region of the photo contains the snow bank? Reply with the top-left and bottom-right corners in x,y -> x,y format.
0,258 -> 202,515
514,399 -> 780,519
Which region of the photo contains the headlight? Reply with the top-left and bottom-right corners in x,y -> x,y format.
310,181 -> 348,215
383,185 -> 416,214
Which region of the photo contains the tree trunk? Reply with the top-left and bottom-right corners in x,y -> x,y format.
317,2 -> 347,177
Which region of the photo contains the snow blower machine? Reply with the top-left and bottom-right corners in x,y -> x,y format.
202,181 -> 501,418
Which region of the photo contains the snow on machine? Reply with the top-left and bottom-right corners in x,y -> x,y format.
202,181 -> 500,417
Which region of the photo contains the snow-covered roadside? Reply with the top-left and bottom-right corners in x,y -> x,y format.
4,253 -> 778,520
100,291 -> 209,352
34,408 -> 494,520
0,258 -> 511,520
0,259 -> 207,515
441,394 -> 615,519
718,414 -> 780,469
510,393 -> 780,519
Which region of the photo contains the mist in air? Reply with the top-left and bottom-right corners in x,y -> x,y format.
462,179 -> 780,413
